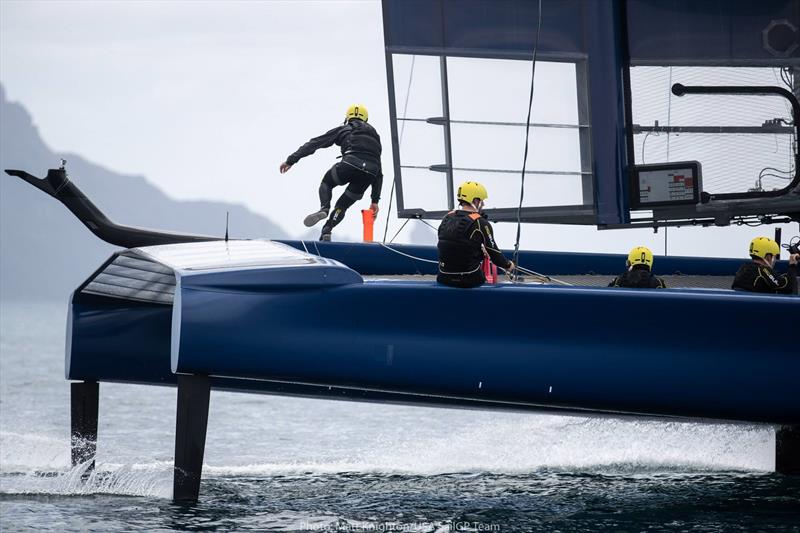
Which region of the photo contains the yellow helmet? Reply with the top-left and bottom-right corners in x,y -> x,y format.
456,181 -> 488,204
345,104 -> 368,122
749,236 -> 779,259
627,246 -> 654,268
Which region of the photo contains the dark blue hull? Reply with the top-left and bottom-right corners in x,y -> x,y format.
67,240 -> 799,425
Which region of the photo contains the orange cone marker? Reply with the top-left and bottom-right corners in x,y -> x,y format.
361,209 -> 374,243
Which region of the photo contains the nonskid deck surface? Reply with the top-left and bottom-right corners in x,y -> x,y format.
364,274 -> 736,289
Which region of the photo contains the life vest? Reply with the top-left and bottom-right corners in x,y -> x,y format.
437,210 -> 484,276
438,210 -> 481,242
341,120 -> 381,162
611,266 -> 665,288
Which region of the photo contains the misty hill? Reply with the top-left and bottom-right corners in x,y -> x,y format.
0,84 -> 288,301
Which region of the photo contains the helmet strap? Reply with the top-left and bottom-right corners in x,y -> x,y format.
754,255 -> 774,267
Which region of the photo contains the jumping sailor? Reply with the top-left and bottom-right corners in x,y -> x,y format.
732,236 -> 798,294
608,246 -> 667,288
280,104 -> 382,241
437,181 -> 514,288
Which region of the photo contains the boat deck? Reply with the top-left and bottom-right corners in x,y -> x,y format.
364,274 -> 735,290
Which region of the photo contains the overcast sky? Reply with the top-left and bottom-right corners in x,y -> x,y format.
1,0 -> 796,258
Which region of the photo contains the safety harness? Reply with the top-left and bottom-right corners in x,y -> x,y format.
437,211 -> 484,275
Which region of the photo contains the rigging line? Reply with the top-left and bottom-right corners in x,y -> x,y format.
401,165 -> 589,176
778,68 -> 795,118
378,238 -> 572,285
780,67 -> 793,90
663,68 -> 675,257
759,166 -> 794,175
496,264 -> 572,286
378,242 -> 439,264
512,0 -> 543,272
666,66 -> 673,161
383,55 -> 417,243
417,218 -> 438,232
397,117 -> 588,129
513,265 -> 572,286
515,265 -> 554,280
483,244 -> 572,286
758,166 -> 795,188
300,240 -> 309,254
377,242 -> 571,286
389,218 -> 411,244
641,131 -> 653,164
760,173 -> 793,181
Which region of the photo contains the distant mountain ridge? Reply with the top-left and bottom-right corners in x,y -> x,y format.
0,84 -> 288,301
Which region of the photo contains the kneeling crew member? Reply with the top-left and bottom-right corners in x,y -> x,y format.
732,236 -> 798,294
437,181 -> 514,288
609,246 -> 666,288
279,104 -> 382,241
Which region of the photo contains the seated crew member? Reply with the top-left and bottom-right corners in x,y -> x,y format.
731,236 -> 798,294
437,181 -> 514,288
279,104 -> 382,241
608,246 -> 666,288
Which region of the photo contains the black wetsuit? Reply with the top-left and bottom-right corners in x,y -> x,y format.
731,261 -> 798,294
437,210 -> 512,288
608,265 -> 666,288
286,119 -> 382,235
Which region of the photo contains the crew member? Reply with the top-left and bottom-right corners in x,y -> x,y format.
280,104 -> 382,241
608,246 -> 666,288
437,181 -> 514,288
731,236 -> 798,294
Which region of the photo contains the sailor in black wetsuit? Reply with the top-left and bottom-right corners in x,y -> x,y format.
280,104 -> 382,241
732,236 -> 798,295
608,246 -> 666,289
437,181 -> 514,288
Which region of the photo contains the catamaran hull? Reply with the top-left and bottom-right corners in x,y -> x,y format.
66,241 -> 799,425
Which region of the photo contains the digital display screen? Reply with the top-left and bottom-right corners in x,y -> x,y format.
631,162 -> 701,209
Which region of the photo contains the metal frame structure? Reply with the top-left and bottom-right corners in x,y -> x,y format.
616,81 -> 800,229
383,50 -> 597,224
381,0 -> 800,229
380,0 -> 601,224
668,83 -> 800,201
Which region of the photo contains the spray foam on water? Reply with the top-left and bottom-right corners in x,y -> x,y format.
201,417 -> 775,477
0,414 -> 775,498
0,431 -> 173,498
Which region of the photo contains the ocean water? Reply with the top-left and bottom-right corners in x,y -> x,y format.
1,301 -> 798,532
